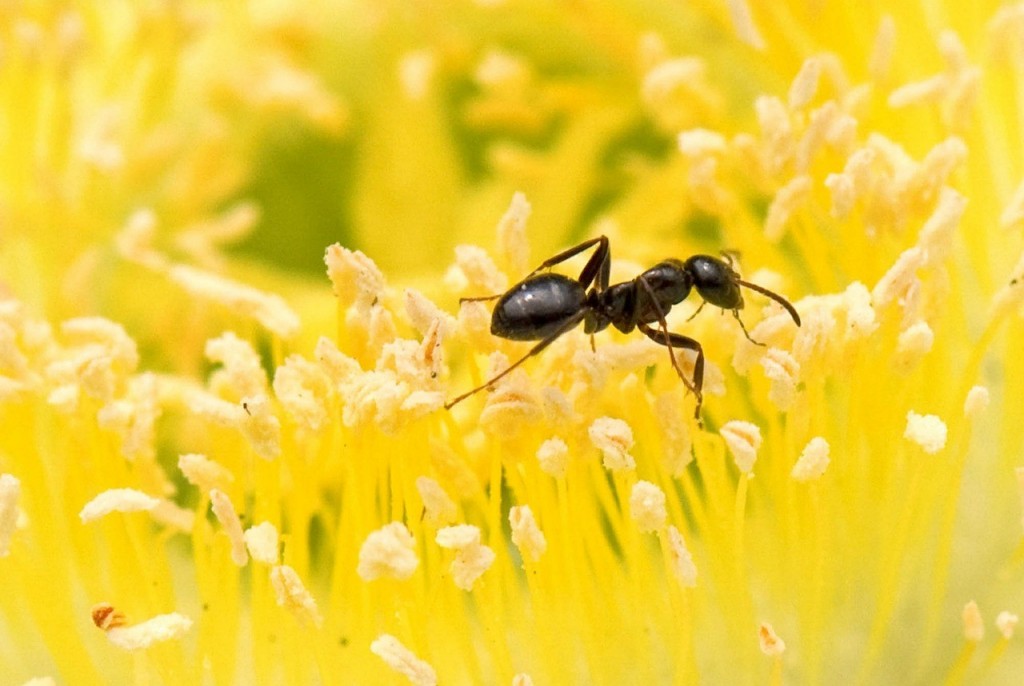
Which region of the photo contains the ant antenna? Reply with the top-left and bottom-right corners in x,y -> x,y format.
736,279 -> 802,326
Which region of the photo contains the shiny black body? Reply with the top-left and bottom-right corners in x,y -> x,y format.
447,236 -> 801,419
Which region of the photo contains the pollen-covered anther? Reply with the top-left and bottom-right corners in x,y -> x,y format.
206,332 -> 267,398
496,192 -> 532,275
964,385 -> 989,419
209,489 -> 248,566
894,321 -> 934,373
917,186 -> 966,261
168,264 -> 300,339
244,522 -> 280,565
404,289 -> 456,340
788,56 -> 821,109
240,395 -> 282,460
589,417 -> 636,472
178,453 -> 234,493
996,611 -> 1019,639
115,208 -> 166,269
446,245 -> 507,295
665,525 -> 698,588
0,474 -> 21,556
765,176 -> 811,243
873,247 -> 924,311
755,95 -> 795,173
509,505 -> 547,563
721,420 -> 762,474
415,477 -> 458,527
91,602 -> 126,631
436,525 -> 495,591
270,564 -> 322,627
398,50 -> 435,100
79,488 -> 159,523
888,74 -> 947,108
325,244 -> 386,312
97,609 -> 193,651
512,675 -> 535,686
791,437 -> 831,482
677,128 -> 728,157
370,634 -> 438,686
904,411 -> 948,454
760,347 -> 800,410
630,481 -> 668,533
869,15 -> 896,81
640,56 -> 707,109
758,622 -> 786,656
999,178 -> 1024,230
273,355 -> 332,431
358,522 -> 419,581
536,437 -> 570,478
963,601 -> 984,642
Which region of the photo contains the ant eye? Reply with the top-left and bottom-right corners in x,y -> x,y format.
685,256 -> 743,309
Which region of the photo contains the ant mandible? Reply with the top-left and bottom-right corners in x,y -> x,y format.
444,236 -> 801,420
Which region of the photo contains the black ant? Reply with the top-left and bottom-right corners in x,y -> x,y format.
445,236 -> 801,419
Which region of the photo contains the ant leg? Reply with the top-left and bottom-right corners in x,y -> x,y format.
732,310 -> 765,347
636,277 -> 704,421
685,300 -> 706,322
523,236 -> 610,292
638,323 -> 705,421
459,294 -> 502,305
444,312 -> 585,410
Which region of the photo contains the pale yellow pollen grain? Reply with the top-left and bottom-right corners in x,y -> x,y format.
446,245 -> 508,296
589,416 -> 636,472
964,385 -> 990,418
398,50 -> 435,101
1015,468 -> 1024,534
666,525 -> 698,588
509,505 -> 547,563
79,488 -> 159,523
903,411 -> 948,454
630,481 -> 668,534
104,613 -> 194,651
721,420 -> 762,474
325,244 -> 387,312
963,600 -> 984,642
765,175 -> 812,242
357,522 -> 419,581
415,477 -> 458,527
206,332 -> 268,398
169,265 -> 300,339
270,564 -> 323,628
178,453 -> 235,493
758,622 -> 786,656
894,321 -> 934,373
370,634 -> 438,686
996,611 -> 1019,639
239,395 -> 282,460
496,191 -> 532,275
209,489 -> 249,566
788,57 -> 821,110
761,347 -> 800,411
536,437 -> 569,478
791,437 -> 831,482
0,474 -> 21,557
244,522 -> 280,565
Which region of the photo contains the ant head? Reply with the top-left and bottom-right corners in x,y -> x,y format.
684,255 -> 744,310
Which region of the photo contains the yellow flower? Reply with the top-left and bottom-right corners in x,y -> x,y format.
2,1 -> 1024,685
